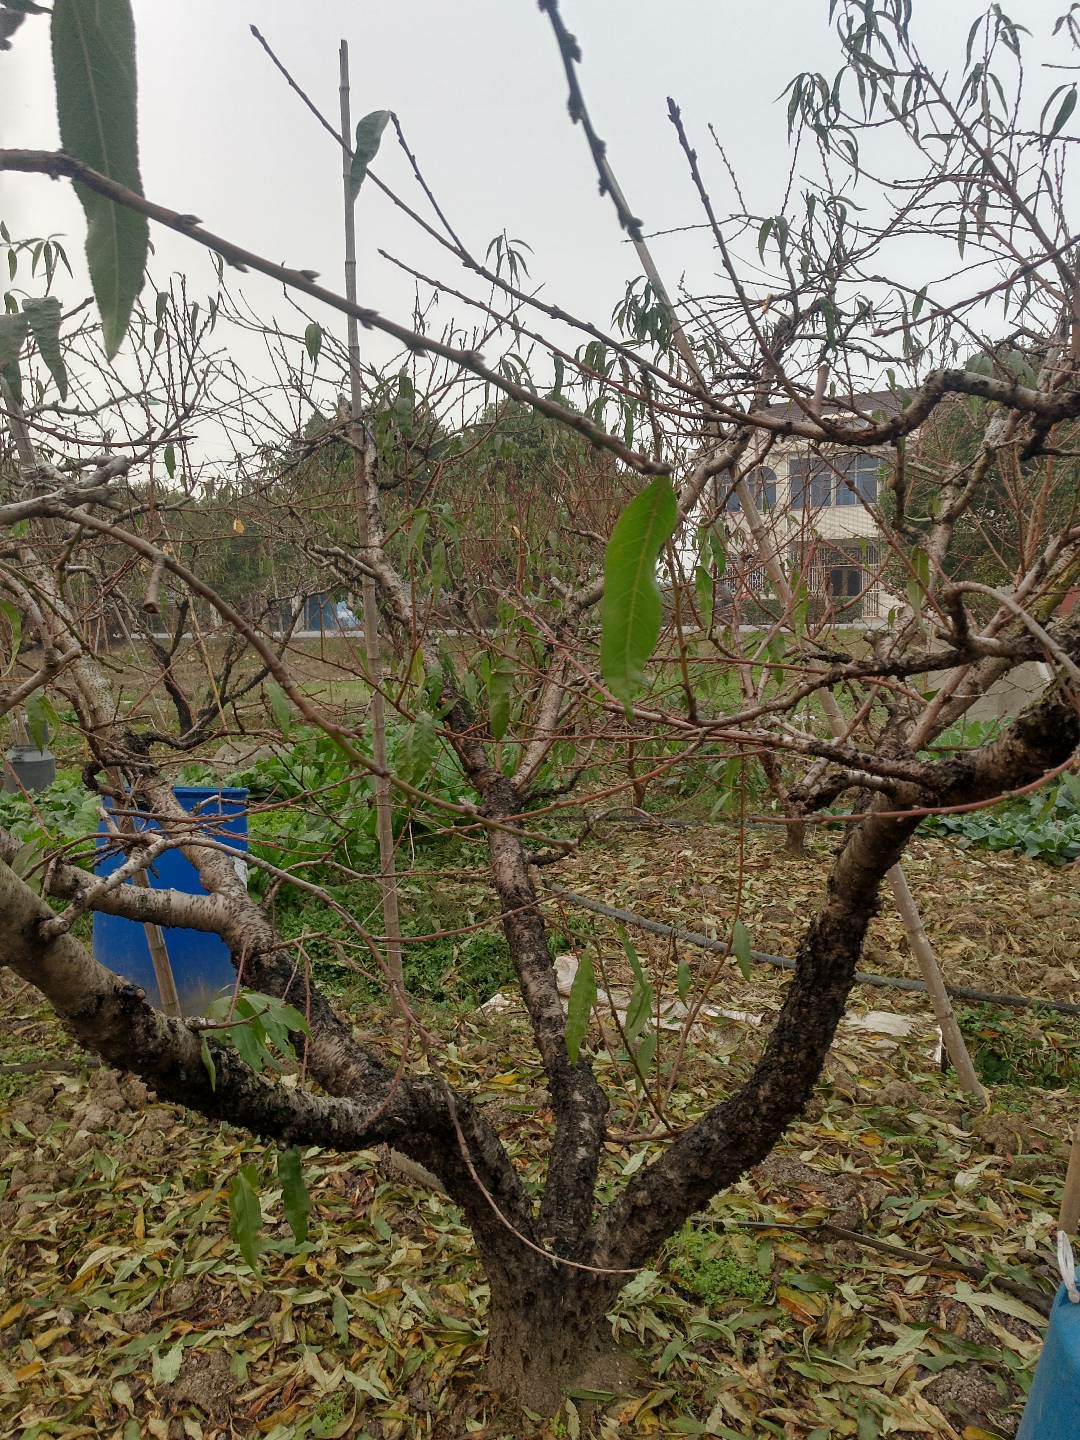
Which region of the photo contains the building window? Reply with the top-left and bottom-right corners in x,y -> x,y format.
835,453 -> 880,505
790,457 -> 832,509
725,466 -> 777,512
790,452 -> 880,508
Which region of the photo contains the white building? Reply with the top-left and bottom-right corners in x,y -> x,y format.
719,390 -> 899,625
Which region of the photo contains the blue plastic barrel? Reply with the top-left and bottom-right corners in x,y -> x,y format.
1017,1285 -> 1080,1439
93,787 -> 248,1016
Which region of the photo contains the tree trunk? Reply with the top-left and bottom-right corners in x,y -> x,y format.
484,1276 -> 639,1415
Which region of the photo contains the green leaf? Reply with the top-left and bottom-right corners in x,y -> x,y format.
657,1335 -> 688,1376
396,710 -> 437,786
199,1036 -> 216,1091
906,545 -> 931,615
676,958 -> 692,1003
21,297 -> 67,399
625,976 -> 653,1042
348,109 -> 390,200
856,1411 -> 880,1440
708,527 -> 727,577
600,476 -> 678,703
619,926 -> 654,1042
204,991 -> 308,1076
487,660 -> 513,741
304,321 -> 322,365
331,1288 -> 349,1344
25,691 -> 57,751
790,577 -> 808,638
565,951 -> 596,1064
428,539 -> 447,599
277,1146 -> 311,1246
265,680 -> 291,739
163,441 -> 175,478
227,1164 -> 263,1274
0,311 -> 28,402
758,216 -> 773,260
1046,83 -> 1077,141
0,598 -> 22,673
619,925 -> 645,986
731,918 -> 753,982
51,0 -> 148,358
151,1341 -> 183,1386
225,1005 -> 271,1074
11,841 -> 39,879
634,1030 -> 657,1082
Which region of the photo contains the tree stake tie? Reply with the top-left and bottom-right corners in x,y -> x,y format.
1058,1230 -> 1080,1304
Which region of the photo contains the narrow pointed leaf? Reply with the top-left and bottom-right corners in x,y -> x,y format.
676,958 -> 692,1003
349,109 -> 390,200
21,297 -> 67,399
52,0 -> 148,357
266,680 -> 291,739
0,598 -> 22,673
277,1146 -> 311,1246
565,951 -> 596,1064
227,1165 -> 263,1273
600,476 -> 678,702
0,311 -> 28,402
732,919 -> 753,981
487,661 -> 513,741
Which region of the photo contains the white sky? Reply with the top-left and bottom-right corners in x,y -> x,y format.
1,1 -> 1075,411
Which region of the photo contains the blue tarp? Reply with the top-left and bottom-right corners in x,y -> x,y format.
1017,1285 -> 1080,1440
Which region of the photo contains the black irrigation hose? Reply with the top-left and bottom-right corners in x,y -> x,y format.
542,884 -> 1080,1020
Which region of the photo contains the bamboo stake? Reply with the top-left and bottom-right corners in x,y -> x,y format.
886,865 -> 985,1103
132,870 -> 183,1018
338,41 -> 405,1004
1060,1117 -> 1080,1235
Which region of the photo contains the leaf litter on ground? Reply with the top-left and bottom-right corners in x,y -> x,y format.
1,821 -> 1077,1438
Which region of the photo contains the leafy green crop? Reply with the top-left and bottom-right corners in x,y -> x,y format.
958,1003 -> 1080,1090
921,773 -> 1080,865
0,776 -> 100,861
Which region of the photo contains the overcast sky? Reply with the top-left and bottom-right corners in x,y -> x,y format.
2,1 -> 1075,408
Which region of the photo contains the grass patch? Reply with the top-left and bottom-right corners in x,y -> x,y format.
664,1224 -> 771,1306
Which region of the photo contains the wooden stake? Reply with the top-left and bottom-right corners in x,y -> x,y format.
132,869 -> 183,1018
338,41 -> 405,1005
1060,1116 -> 1080,1235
